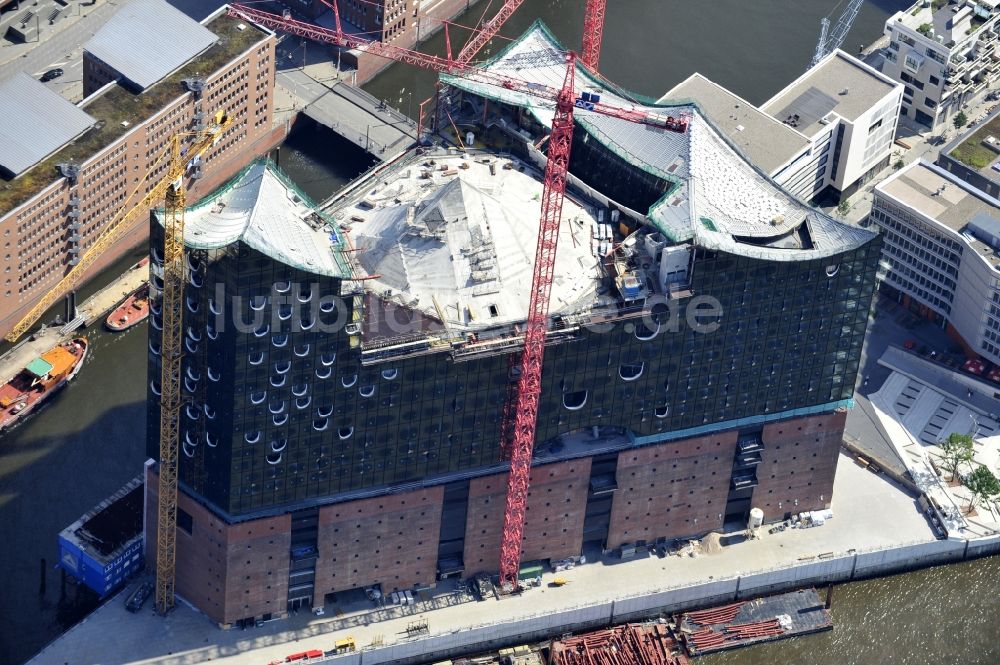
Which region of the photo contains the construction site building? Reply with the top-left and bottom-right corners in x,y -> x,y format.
142,22 -> 881,628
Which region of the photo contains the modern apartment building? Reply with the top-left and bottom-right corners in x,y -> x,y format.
666,50 -> 903,203
0,1 -> 278,339
143,21 -> 881,628
882,0 -> 1000,130
873,159 -> 1000,361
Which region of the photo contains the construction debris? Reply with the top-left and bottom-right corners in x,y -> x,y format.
549,623 -> 688,665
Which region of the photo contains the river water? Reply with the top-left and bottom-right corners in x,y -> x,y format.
1,1 -> 997,664
364,0 -> 910,114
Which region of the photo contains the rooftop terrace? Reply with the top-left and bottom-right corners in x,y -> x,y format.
0,12 -> 266,218
949,112 -> 1000,171
894,0 -> 992,46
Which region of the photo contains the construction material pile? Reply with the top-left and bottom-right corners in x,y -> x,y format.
549,623 -> 689,665
676,589 -> 832,655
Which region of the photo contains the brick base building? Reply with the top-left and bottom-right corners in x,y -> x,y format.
145,411 -> 844,627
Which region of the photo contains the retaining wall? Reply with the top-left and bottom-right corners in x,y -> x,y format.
322,536 -> 1000,665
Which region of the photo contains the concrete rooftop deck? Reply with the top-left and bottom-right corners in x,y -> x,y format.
28,452 -> 935,665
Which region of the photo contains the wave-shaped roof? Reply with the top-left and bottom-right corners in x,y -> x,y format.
442,22 -> 875,261
155,162 -> 350,278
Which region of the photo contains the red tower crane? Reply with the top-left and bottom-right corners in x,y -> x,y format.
580,0 -> 607,72
227,2 -> 688,592
456,0 -> 527,64
496,54 -> 576,591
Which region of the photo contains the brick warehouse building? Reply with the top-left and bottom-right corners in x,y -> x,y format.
142,23 -> 881,628
0,1 -> 279,339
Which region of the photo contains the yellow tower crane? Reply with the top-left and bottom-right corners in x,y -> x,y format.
5,112 -> 232,615
4,114 -> 232,343
153,113 -> 232,615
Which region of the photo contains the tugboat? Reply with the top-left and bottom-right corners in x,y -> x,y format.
0,337 -> 88,431
105,282 -> 149,332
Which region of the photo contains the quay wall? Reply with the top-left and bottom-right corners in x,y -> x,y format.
312,536 -> 1000,665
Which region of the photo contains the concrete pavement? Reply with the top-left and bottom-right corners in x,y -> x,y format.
0,0 -> 120,103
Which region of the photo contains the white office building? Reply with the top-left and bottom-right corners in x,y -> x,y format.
666,50 -> 902,203
873,159 -> 1000,362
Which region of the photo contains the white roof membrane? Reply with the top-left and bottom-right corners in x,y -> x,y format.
157,162 -> 349,278
84,0 -> 218,91
0,73 -> 96,177
443,22 -> 875,261
335,155 -> 603,330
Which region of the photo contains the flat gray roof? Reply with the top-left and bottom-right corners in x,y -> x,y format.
876,160 -> 1000,265
761,51 -> 898,137
660,73 -> 809,174
84,0 -> 218,91
0,73 -> 96,178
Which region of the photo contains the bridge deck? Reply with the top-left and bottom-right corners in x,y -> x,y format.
279,70 -> 416,158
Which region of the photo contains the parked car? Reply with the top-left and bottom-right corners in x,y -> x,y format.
125,581 -> 153,613
40,68 -> 63,82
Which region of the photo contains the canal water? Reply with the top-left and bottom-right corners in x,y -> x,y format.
1,1 -> 996,664
364,0 -> 910,114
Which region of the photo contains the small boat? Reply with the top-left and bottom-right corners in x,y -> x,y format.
105,282 -> 150,332
0,337 -> 88,431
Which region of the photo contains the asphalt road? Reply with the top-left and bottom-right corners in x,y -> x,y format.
0,0 -> 231,102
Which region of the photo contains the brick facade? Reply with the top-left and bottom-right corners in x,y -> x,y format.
755,410 -> 847,522
607,432 -> 737,550
145,409 -> 846,624
313,486 -> 444,600
0,17 -> 276,339
463,458 -> 591,576
145,467 -> 292,626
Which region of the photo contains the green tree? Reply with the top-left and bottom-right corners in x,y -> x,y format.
954,111 -> 969,129
917,23 -> 933,36
964,466 -> 1000,512
938,432 -> 974,481
837,200 -> 851,216
894,158 -> 905,170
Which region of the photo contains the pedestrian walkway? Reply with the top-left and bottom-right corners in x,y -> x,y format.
0,256 -> 148,384
77,258 -> 147,327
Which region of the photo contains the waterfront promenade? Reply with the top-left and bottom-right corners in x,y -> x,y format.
0,257 -> 147,385
28,453 -> 947,665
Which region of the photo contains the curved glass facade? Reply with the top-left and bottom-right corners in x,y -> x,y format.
147,217 -> 880,518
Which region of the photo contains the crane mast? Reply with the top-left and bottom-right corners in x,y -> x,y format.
811,0 -> 864,67
581,0 -> 607,72
155,173 -> 186,615
498,54 -> 576,592
151,117 -> 232,615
